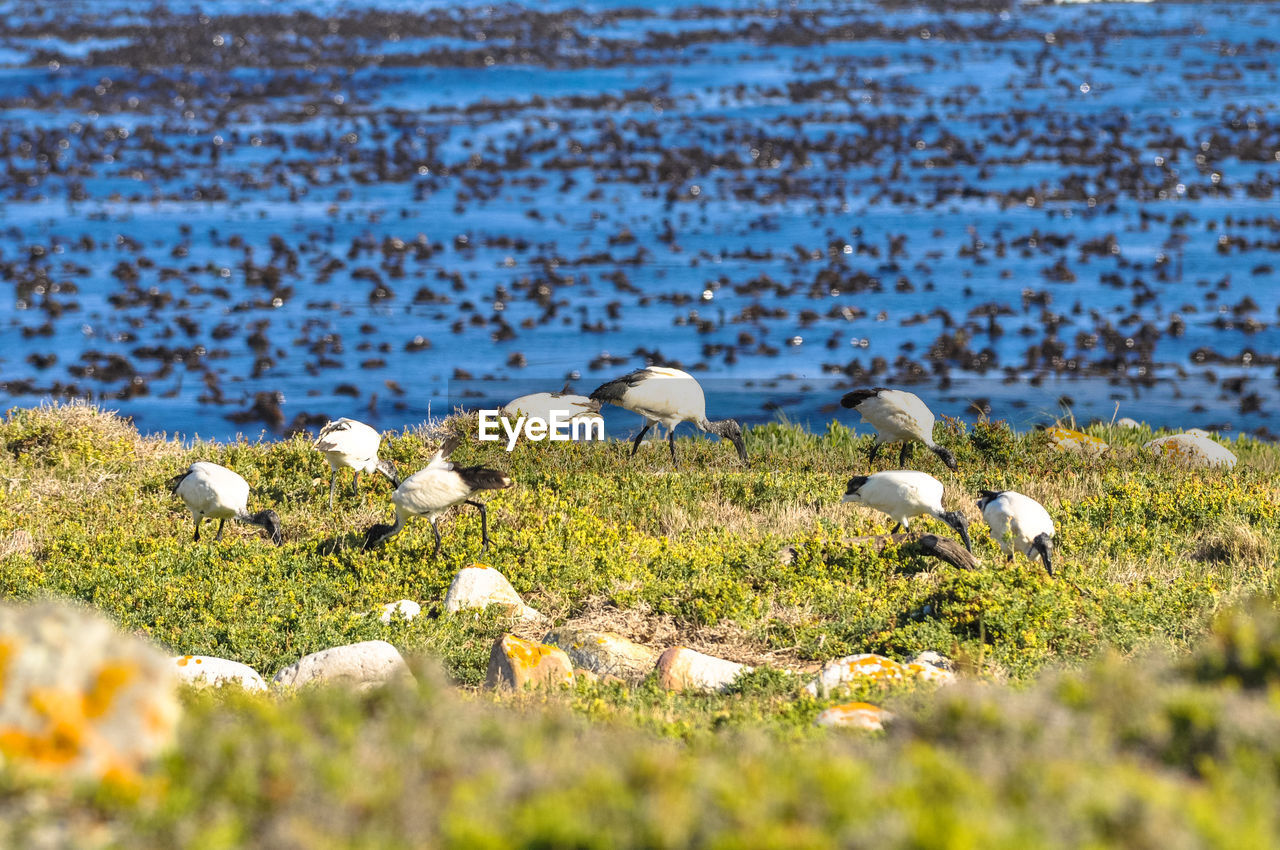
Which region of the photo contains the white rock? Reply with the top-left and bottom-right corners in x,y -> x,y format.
0,600 -> 180,783
543,628 -> 660,681
272,640 -> 411,690
656,647 -> 750,693
1144,433 -> 1237,468
443,564 -> 543,622
171,655 -> 267,692
815,702 -> 893,731
379,600 -> 421,624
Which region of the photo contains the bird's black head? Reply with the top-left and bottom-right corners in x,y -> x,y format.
932,445 -> 959,472
377,459 -> 401,489
708,419 -> 749,466
1032,532 -> 1054,576
941,510 -> 972,552
842,475 -> 870,503
363,522 -> 397,550
250,509 -> 283,546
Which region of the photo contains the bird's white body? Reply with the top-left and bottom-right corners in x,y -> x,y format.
849,389 -> 939,448
607,367 -> 708,430
842,470 -> 946,528
503,392 -> 602,424
174,461 -> 250,522
1144,433 -> 1237,469
313,417 -> 383,474
391,460 -> 479,522
979,491 -> 1055,562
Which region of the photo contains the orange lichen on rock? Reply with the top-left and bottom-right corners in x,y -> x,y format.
485,634 -> 574,691
815,701 -> 892,731
1046,427 -> 1109,455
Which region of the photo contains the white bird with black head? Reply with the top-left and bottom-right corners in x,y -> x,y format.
312,417 -> 400,509
169,461 -> 283,546
976,490 -> 1055,575
842,471 -> 971,551
840,388 -> 957,471
363,436 -> 513,555
503,384 -> 602,425
589,366 -> 748,469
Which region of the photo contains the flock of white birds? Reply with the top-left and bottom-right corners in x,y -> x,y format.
168,366 -> 1236,570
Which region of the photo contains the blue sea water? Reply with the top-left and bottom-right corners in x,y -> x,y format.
0,0 -> 1277,442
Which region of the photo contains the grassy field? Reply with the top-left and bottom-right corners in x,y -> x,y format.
2,402 -> 1280,846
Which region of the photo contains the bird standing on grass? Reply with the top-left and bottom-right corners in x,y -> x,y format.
169,461 -> 283,546
840,388 -> 957,470
313,417 -> 400,509
842,471 -> 971,551
363,436 -> 513,555
590,366 -> 748,469
976,490 -> 1055,575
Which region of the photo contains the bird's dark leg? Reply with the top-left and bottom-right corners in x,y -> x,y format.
467,499 -> 490,553
668,428 -> 679,469
868,441 -> 880,466
431,518 -> 443,557
328,472 -> 337,510
351,471 -> 360,497
193,517 -> 201,542
890,522 -> 902,533
215,518 -> 226,541
629,422 -> 655,458
899,442 -> 915,466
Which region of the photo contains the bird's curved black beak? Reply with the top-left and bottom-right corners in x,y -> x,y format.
944,511 -> 972,552
1033,533 -> 1053,576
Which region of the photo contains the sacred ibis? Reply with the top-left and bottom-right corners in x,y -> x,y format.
312,417 -> 401,509
589,366 -> 748,468
502,386 -> 603,425
169,461 -> 283,546
840,388 -> 957,470
842,471 -> 971,551
363,436 -> 513,554
976,490 -> 1055,575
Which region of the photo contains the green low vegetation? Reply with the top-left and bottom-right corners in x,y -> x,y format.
2,402 -> 1280,846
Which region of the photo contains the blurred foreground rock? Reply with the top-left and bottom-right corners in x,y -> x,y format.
486,634 -> 574,690
272,640 -> 412,691
171,655 -> 267,692
815,702 -> 892,731
0,601 -> 179,783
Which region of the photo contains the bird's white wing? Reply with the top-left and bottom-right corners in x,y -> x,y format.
313,418 -> 380,458
620,370 -> 706,424
857,391 -> 935,443
392,467 -> 473,515
179,462 -> 249,516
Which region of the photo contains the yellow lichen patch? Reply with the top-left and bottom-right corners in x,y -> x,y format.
844,654 -> 906,680
1047,427 -> 1109,455
469,563 -> 493,570
815,701 -> 891,731
85,662 -> 136,720
175,655 -> 192,667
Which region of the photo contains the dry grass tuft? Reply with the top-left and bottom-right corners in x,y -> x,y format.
0,529 -> 35,560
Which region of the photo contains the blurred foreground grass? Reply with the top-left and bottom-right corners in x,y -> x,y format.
2,402 -> 1280,845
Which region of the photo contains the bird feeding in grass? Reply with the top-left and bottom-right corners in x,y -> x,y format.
589,366 -> 748,469
842,471 -> 971,551
169,461 -> 282,546
363,436 -> 513,555
840,388 -> 957,471
313,417 -> 400,509
976,490 -> 1055,575
502,385 -> 603,425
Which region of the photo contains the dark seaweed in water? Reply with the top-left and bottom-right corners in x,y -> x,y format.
0,0 -> 1278,440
